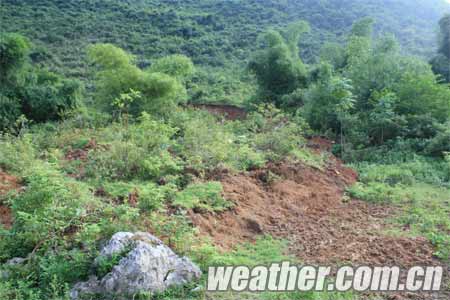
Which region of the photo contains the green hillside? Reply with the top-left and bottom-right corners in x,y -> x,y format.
1,1 -> 450,300
1,0 -> 449,77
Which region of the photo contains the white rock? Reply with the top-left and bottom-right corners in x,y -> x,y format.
71,232 -> 201,299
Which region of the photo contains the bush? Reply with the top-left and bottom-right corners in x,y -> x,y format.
98,181 -> 176,212
0,133 -> 37,173
85,113 -> 182,181
248,22 -> 309,107
347,182 -> 405,203
20,70 -> 82,123
0,33 -> 82,130
357,164 -> 415,186
173,182 -> 232,212
176,111 -> 265,172
0,95 -> 21,131
246,105 -> 307,161
88,44 -> 193,117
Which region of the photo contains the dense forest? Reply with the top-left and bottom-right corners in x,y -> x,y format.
1,0 -> 449,104
1,1 -> 450,300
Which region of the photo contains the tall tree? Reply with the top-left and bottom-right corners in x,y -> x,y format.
248,22 -> 309,108
431,14 -> 450,82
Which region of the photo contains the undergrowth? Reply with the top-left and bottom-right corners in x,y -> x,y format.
348,155 -> 450,260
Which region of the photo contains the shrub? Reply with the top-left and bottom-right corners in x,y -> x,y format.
357,164 -> 415,186
0,33 -> 82,130
0,95 -> 21,131
88,44 -> 193,117
177,111 -> 265,172
347,182 -> 405,203
248,22 -> 309,107
173,182 -> 232,212
0,133 -> 37,173
246,105 -> 307,161
85,113 -> 181,181
20,70 -> 82,123
98,181 -> 176,212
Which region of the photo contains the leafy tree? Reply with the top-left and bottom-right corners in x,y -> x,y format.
88,44 -> 194,117
148,54 -> 194,80
20,69 -> 81,122
0,33 -> 81,131
350,17 -> 374,38
367,90 -> 405,145
431,14 -> 450,82
431,54 -> 450,83
438,14 -> 450,59
307,18 -> 450,155
248,22 -> 309,107
319,42 -> 346,70
302,63 -> 355,136
0,33 -> 30,83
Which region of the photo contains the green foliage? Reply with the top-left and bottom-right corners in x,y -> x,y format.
0,33 -> 81,131
95,247 -> 131,278
350,17 -> 374,38
0,33 -> 30,82
2,0 -> 447,80
175,110 -> 266,171
347,182 -> 405,203
148,54 -> 194,80
348,157 -> 450,260
0,133 -> 37,173
0,95 -> 22,131
198,236 -> 291,268
188,66 -> 256,105
20,69 -> 82,123
246,105 -> 308,161
98,181 -> 176,213
359,166 -> 414,186
396,184 -> 450,260
2,2 -> 450,299
85,113 -> 181,181
88,44 -> 193,117
431,14 -> 450,82
173,182 -> 232,212
249,23 -> 309,107
302,65 -> 355,134
299,18 -> 450,157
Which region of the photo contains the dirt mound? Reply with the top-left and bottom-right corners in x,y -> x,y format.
190,159 -> 436,268
0,170 -> 21,229
191,104 -> 247,120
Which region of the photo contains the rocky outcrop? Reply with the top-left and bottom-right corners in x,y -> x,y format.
71,232 -> 201,299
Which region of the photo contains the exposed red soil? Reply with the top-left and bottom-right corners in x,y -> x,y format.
0,170 -> 21,229
189,151 -> 446,299
65,139 -> 106,179
307,136 -> 335,152
191,158 -> 435,267
191,104 -> 247,120
65,139 -> 98,162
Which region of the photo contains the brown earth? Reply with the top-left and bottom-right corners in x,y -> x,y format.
191,104 -> 247,120
190,159 -> 437,267
65,138 -> 98,162
0,170 -> 21,229
189,152 -> 446,299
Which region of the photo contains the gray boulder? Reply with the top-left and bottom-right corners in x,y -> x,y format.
71,232 -> 202,299
1,257 -> 26,280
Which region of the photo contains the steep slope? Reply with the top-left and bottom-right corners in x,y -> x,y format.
1,0 -> 449,80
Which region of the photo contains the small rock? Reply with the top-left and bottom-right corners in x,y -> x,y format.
1,257 -> 26,280
6,257 -> 26,265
